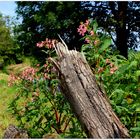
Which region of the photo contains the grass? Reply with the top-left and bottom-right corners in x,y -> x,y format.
5,63 -> 30,75
0,73 -> 18,138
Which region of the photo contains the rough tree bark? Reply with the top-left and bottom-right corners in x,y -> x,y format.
51,41 -> 130,138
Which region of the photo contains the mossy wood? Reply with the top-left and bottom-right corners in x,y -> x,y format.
52,41 -> 130,138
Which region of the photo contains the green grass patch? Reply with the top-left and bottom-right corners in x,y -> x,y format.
0,73 -> 18,138
0,73 -> 9,81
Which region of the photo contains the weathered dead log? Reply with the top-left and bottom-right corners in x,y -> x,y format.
51,41 -> 130,138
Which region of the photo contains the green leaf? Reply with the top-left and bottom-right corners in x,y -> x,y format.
136,70 -> 140,77
99,38 -> 112,53
110,89 -> 125,104
136,107 -> 140,112
115,106 -> 122,114
128,60 -> 138,69
130,127 -> 140,132
91,20 -> 98,32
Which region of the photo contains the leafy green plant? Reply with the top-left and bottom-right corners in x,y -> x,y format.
8,40 -> 86,138
107,51 -> 140,138
78,19 -> 140,138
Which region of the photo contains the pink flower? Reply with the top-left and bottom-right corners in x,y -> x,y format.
90,31 -> 94,36
36,38 -> 56,49
36,42 -> 41,47
45,38 -> 49,42
44,73 -> 48,79
110,69 -> 114,74
45,38 -> 55,49
110,66 -> 118,74
21,67 -> 38,81
36,64 -> 40,67
36,41 -> 44,48
94,40 -> 100,46
109,63 -> 114,67
105,59 -> 110,64
85,19 -> 90,26
8,73 -> 17,86
97,67 -> 104,73
85,38 -> 90,43
77,24 -> 87,36
43,64 -> 48,68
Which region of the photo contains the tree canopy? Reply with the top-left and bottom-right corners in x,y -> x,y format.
90,1 -> 140,58
15,1 -> 92,62
15,1 -> 140,59
0,13 -> 21,65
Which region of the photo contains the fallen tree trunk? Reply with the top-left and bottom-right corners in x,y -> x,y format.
51,41 -> 130,138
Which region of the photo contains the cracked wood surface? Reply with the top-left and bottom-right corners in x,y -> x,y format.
52,42 -> 130,138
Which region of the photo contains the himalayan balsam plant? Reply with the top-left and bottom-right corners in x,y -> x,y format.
78,19 -> 140,138
8,38 -> 86,138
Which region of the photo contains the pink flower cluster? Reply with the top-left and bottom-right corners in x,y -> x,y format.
21,65 -> 49,82
94,39 -> 100,46
90,31 -> 94,36
8,73 -> 18,86
43,64 -> 48,68
97,59 -> 118,74
21,67 -> 38,81
77,20 -> 90,36
105,59 -> 118,74
36,64 -> 40,67
8,63 -> 51,88
97,67 -> 104,73
110,66 -> 118,74
105,59 -> 110,64
85,38 -> 90,43
78,19 -> 97,45
36,38 -> 57,49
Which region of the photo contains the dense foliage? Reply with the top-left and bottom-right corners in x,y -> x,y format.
8,19 -> 140,138
78,19 -> 140,138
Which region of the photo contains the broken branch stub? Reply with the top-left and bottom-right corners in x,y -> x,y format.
52,42 -> 130,138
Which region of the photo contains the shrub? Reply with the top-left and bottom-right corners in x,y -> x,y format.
77,19 -> 140,138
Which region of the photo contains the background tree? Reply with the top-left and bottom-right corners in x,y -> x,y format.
0,13 -> 21,66
90,1 -> 140,58
15,1 -> 140,60
15,1 -> 92,62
